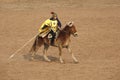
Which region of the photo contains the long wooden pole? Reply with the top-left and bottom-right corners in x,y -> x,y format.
8,33 -> 39,60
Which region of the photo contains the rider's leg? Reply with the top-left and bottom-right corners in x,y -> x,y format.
49,30 -> 56,45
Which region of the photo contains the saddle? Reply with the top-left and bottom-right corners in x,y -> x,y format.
38,30 -> 50,38
39,29 -> 60,45
48,30 -> 60,45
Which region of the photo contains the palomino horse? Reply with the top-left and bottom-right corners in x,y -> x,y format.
29,22 -> 78,63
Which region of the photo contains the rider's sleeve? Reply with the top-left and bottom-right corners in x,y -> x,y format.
57,18 -> 62,28
39,19 -> 51,33
44,19 -> 51,26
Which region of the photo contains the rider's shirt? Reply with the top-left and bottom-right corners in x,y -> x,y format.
39,19 -> 58,33
51,20 -> 58,32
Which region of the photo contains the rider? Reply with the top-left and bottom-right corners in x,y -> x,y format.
39,12 -> 62,45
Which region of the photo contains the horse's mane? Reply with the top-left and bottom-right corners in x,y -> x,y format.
61,21 -> 74,32
62,25 -> 69,31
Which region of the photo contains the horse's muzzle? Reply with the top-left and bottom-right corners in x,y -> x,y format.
73,32 -> 78,37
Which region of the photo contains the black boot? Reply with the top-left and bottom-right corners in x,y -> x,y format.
50,38 -> 54,46
49,30 -> 56,46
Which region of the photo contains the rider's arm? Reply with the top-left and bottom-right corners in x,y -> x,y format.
40,19 -> 51,29
56,18 -> 62,28
39,19 -> 51,33
41,25 -> 48,29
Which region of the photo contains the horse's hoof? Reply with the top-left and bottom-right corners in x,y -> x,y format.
45,59 -> 51,62
30,56 -> 35,61
60,60 -> 65,64
74,61 -> 79,64
47,59 -> 51,62
60,62 -> 65,64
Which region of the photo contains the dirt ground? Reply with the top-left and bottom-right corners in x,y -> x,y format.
0,0 -> 120,80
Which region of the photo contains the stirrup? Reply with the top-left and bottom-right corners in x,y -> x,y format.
50,40 -> 54,46
48,34 -> 52,39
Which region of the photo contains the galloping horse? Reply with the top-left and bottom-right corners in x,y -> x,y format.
29,22 -> 78,63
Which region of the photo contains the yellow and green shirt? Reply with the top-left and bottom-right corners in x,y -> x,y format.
39,19 -> 58,33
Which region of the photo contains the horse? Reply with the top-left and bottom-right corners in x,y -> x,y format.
29,21 -> 78,63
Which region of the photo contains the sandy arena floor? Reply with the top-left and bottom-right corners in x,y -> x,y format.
0,0 -> 120,80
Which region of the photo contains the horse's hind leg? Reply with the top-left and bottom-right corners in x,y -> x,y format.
67,46 -> 78,63
29,36 -> 43,59
43,44 -> 51,62
31,45 -> 40,59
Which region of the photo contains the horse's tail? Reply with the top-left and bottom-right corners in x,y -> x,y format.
29,35 -> 44,53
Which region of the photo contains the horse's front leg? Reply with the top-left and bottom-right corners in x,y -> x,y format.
43,44 -> 51,62
67,46 -> 78,63
58,45 -> 64,63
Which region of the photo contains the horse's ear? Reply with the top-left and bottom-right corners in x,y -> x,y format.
67,21 -> 74,27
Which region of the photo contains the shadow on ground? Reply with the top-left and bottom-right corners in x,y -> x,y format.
23,54 -> 59,62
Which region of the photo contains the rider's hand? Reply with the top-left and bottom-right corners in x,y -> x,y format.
58,27 -> 62,31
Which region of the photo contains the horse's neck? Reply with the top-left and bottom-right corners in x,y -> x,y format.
62,26 -> 71,36
59,26 -> 71,39
60,30 -> 70,37
56,26 -> 71,46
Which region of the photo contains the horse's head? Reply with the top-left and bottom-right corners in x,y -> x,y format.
67,21 -> 78,37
